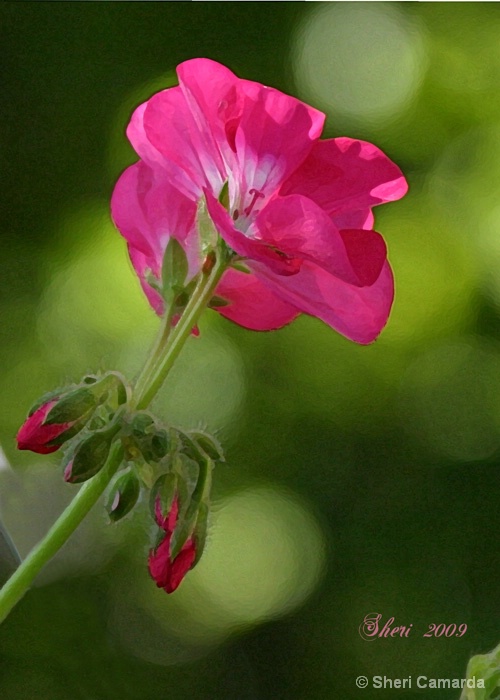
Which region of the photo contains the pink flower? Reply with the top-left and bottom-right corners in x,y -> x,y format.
16,400 -> 73,455
112,58 -> 408,343
148,495 -> 196,594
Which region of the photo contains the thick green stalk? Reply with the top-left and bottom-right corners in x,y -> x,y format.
0,250 -> 227,624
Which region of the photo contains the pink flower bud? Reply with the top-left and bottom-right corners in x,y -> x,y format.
16,401 -> 74,455
148,496 -> 196,594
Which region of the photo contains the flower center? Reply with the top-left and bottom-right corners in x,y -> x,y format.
244,188 -> 265,216
232,188 -> 265,223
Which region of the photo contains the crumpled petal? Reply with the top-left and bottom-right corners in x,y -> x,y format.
204,191 -> 302,276
207,191 -> 387,289
252,259 -> 394,344
215,267 -> 300,331
253,194 -> 387,287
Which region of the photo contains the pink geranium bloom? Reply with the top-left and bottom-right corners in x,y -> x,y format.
148,495 -> 196,594
112,58 -> 407,343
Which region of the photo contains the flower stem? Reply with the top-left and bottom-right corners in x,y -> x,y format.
0,441 -> 124,624
0,250 -> 228,624
132,251 -> 227,410
132,305 -> 174,404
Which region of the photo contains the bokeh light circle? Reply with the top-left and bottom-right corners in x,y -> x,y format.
293,3 -> 427,125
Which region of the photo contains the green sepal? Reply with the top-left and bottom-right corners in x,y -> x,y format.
192,501 -> 209,567
208,295 -> 230,308
63,432 -> 114,484
150,471 -> 178,523
45,418 -> 87,448
89,371 -> 129,406
144,269 -> 162,295
218,181 -> 230,210
231,261 -> 251,274
97,371 -> 129,406
169,502 -> 199,561
106,469 -> 141,522
114,376 -> 128,406
196,196 -> 218,255
174,453 -> 200,503
28,387 -> 69,417
170,456 -> 212,561
151,429 -> 169,461
177,430 -> 206,464
189,430 -> 225,462
162,238 -> 189,306
130,412 -> 155,437
136,459 -> 156,489
126,412 -> 170,463
82,374 -> 99,385
44,388 -> 96,425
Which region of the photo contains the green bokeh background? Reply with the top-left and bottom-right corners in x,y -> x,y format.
1,3 -> 500,699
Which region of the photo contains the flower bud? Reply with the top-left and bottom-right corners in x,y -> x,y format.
63,432 -> 114,484
148,493 -> 196,594
105,469 -> 141,522
126,412 -> 170,463
17,400 -> 77,455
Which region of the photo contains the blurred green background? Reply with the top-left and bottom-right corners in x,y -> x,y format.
1,3 -> 500,698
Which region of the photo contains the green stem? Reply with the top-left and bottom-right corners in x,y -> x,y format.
133,252 -> 227,410
0,250 -> 228,624
0,441 -> 124,624
132,305 -> 174,404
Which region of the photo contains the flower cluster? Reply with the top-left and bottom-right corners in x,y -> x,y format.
16,380 -> 220,593
112,58 -> 407,343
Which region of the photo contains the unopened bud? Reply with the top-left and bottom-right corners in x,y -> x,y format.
17,399 -> 83,455
127,413 -> 170,463
106,469 -> 141,522
63,432 -> 114,484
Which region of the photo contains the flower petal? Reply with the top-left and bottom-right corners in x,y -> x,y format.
16,401 -> 68,454
148,535 -> 196,593
176,58 -> 240,172
279,138 -> 408,217
127,244 -> 164,315
215,267 -> 300,331
253,259 -> 394,344
111,162 -> 202,313
253,194 -> 387,287
127,99 -> 200,201
229,80 -> 325,219
142,84 -> 225,197
111,162 -> 198,261
177,59 -> 325,215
